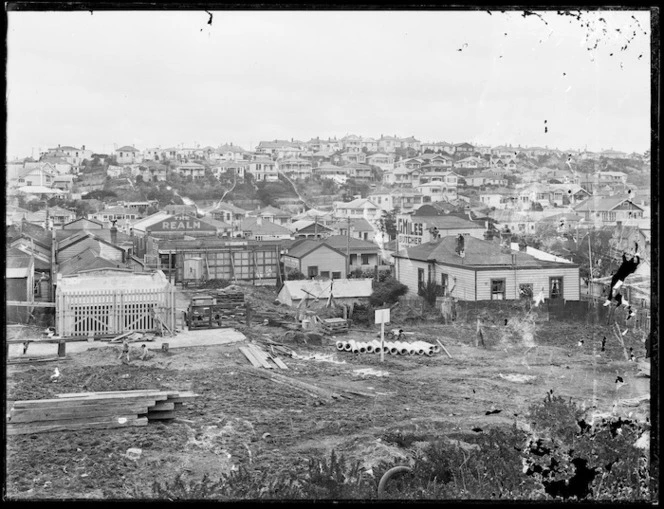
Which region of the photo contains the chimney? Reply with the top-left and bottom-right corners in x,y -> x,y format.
110,223 -> 118,245
257,216 -> 263,226
82,145 -> 85,150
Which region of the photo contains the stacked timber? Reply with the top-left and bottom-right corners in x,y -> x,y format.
317,317 -> 350,335
215,290 -> 246,320
6,390 -> 198,435
239,343 -> 289,370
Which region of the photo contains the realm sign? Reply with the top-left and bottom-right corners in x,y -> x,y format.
148,214 -> 216,232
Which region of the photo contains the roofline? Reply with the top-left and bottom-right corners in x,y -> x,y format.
392,254 -> 579,270
285,241 -> 348,259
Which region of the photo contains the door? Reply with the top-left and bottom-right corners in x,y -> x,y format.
549,277 -> 564,309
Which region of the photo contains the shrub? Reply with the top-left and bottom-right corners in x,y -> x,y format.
369,278 -> 408,307
286,269 -> 306,280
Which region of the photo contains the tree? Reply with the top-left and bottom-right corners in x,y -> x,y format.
377,209 -> 398,240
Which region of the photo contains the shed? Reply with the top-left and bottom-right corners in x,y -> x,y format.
55,269 -> 175,337
6,250 -> 35,323
277,278 -> 373,308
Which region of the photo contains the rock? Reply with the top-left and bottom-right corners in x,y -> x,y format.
126,448 -> 142,461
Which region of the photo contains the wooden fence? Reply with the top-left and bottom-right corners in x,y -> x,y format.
56,287 -> 175,338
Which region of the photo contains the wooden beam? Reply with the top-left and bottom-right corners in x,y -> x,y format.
6,301 -> 56,308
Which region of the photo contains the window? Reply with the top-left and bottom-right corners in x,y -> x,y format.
491,279 -> 506,300
350,254 -> 358,265
307,266 -> 318,278
320,271 -> 330,279
332,271 -> 341,279
441,273 -> 449,295
418,268 -> 425,291
361,254 -> 370,265
549,277 -> 563,300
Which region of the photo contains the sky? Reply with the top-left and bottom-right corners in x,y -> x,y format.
6,8 -> 653,159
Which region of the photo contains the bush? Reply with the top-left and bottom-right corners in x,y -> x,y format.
369,278 -> 408,307
286,269 -> 306,280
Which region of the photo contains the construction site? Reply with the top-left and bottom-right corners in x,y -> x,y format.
5,275 -> 655,501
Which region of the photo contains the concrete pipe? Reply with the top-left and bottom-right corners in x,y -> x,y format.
348,340 -> 360,354
365,343 -> 374,353
343,341 -> 353,352
396,341 -> 410,355
413,341 -> 435,355
388,342 -> 399,355
336,341 -> 346,351
370,340 -> 383,353
432,344 -> 441,354
358,342 -> 368,354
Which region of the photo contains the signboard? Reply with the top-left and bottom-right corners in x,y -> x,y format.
147,214 -> 217,233
375,308 -> 390,324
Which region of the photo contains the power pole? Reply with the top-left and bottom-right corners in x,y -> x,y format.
346,216 -> 351,277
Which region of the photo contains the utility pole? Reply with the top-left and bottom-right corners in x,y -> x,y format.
346,216 -> 351,277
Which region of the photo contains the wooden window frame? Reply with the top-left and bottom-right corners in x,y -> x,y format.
490,278 -> 506,300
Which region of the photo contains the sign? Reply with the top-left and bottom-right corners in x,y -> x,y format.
375,308 -> 390,324
147,214 -> 217,233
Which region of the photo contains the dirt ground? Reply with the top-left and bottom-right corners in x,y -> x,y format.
4,288 -> 651,500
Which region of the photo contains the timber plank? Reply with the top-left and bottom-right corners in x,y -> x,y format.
9,405 -> 149,423
6,416 -> 148,436
57,390 -> 178,398
272,356 -> 289,370
239,347 -> 263,368
247,345 -> 273,369
13,395 -> 167,409
148,402 -> 175,412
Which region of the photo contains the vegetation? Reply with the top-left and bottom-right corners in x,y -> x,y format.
143,394 -> 652,501
369,277 -> 408,307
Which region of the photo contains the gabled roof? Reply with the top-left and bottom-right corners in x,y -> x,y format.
285,240 -> 346,259
239,217 -> 293,235
58,247 -> 120,276
63,217 -> 104,229
335,198 -> 379,209
412,215 -> 485,230
256,205 -> 292,217
280,278 -> 373,301
330,217 -> 375,232
323,235 -> 380,252
573,195 -> 643,213
395,235 -> 578,269
116,146 -> 139,152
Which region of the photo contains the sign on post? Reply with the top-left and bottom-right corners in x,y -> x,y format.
375,308 -> 390,362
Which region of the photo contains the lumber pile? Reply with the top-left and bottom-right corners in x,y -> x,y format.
6,390 -> 199,435
239,343 -> 289,370
315,317 -> 350,335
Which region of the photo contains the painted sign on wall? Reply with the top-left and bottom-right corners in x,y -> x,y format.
147,214 -> 217,233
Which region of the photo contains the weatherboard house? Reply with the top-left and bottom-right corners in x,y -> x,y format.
393,235 -> 580,302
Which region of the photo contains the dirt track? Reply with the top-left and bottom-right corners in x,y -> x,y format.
5,301 -> 651,499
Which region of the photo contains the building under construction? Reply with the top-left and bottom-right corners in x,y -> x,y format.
140,236 -> 283,287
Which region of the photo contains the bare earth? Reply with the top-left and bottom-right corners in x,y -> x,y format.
5,294 -> 650,500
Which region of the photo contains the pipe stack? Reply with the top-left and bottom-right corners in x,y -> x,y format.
334,340 -> 438,356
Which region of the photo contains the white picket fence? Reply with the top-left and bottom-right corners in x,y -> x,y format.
56,287 -> 175,338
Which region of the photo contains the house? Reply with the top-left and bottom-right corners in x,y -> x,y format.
344,162 -> 373,181
489,209 -> 540,235
24,207 -> 76,229
175,162 -> 206,180
378,135 -> 401,153
277,278 -> 373,308
600,149 -> 629,159
454,142 -> 475,156
11,164 -> 56,189
323,235 -> 381,273
55,228 -> 132,266
490,146 -> 519,158
383,167 -> 423,187
397,212 -> 487,247
63,217 -> 105,230
340,151 -> 367,164
361,137 -> 379,152
250,206 -> 292,226
115,146 -> 143,164
341,134 -> 363,152
214,160 -> 247,182
456,156 -> 487,169
5,205 -> 31,225
239,217 -> 293,241
248,158 -> 279,182
208,202 -> 248,226
289,220 -> 334,240
282,240 -> 348,279
138,161 -> 169,182
256,140 -> 299,158
292,208 -> 336,227
90,206 -> 140,227
57,247 -> 143,276
279,158 -> 313,180
330,217 -> 377,242
370,189 -> 424,212
416,182 -> 457,203
479,193 -> 504,209
573,195 -> 644,226
393,235 -> 580,302
366,153 -> 395,172
421,141 -> 456,155
217,143 -> 248,161
400,136 -> 421,151
313,163 -> 347,184
333,198 -> 382,221
43,145 -> 93,167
